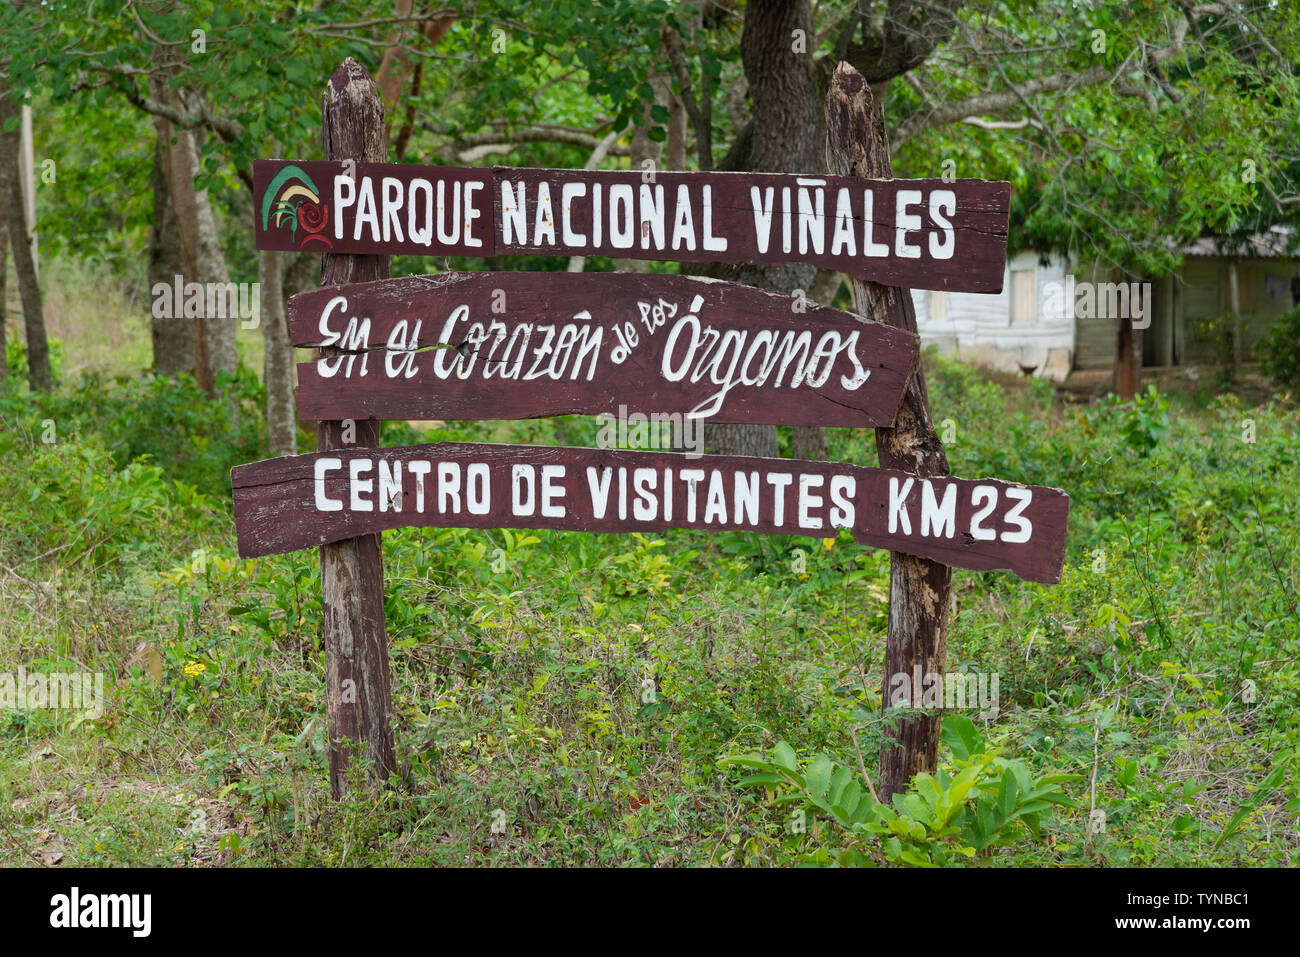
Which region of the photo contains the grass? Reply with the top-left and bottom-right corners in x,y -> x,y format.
0,256 -> 1297,867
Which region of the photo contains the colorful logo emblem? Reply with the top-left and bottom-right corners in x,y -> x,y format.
261,165 -> 332,250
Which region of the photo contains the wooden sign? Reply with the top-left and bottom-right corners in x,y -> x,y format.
237,59 -> 1060,804
254,160 -> 1011,293
231,442 -> 1070,584
286,272 -> 920,427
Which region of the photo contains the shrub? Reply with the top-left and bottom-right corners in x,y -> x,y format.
1256,306 -> 1300,389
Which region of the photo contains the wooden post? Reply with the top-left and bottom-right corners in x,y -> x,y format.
825,62 -> 952,801
1114,270 -> 1137,399
1115,315 -> 1137,399
1227,259 -> 1241,368
318,59 -> 397,797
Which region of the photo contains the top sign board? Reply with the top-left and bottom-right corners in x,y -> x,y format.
254,160 -> 1012,293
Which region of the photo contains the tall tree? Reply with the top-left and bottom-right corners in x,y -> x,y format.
708,0 -> 821,457
150,64 -> 237,393
147,131 -> 196,377
0,84 -> 50,392
260,248 -> 295,456
0,193 -> 7,387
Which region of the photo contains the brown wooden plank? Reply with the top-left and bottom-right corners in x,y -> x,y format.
285,272 -> 920,427
494,167 -> 1009,293
253,159 -> 1011,293
231,443 -> 1070,584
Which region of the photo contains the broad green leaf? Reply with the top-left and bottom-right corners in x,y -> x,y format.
806,755 -> 833,798
940,715 -> 981,761
772,742 -> 797,773
828,765 -> 853,806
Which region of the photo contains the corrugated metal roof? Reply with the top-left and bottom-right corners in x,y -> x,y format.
1182,226 -> 1297,259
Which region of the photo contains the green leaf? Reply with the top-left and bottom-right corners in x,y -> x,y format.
940,715 -> 981,761
805,755 -> 833,798
828,765 -> 853,806
738,772 -> 786,788
914,773 -> 943,808
772,741 -> 797,773
717,753 -> 770,770
997,769 -> 1020,821
1011,799 -> 1055,817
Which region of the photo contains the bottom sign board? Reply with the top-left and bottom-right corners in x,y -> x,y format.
231,443 -> 1070,584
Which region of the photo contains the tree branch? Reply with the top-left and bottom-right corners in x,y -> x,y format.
444,125 -> 631,163
892,2 -> 1226,147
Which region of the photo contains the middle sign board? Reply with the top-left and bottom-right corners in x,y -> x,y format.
288,272 -> 921,427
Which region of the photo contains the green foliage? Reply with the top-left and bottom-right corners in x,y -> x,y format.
1256,307 -> 1300,390
7,336 -> 66,384
721,717 -> 1077,866
891,1 -> 1300,273
4,0 -> 1300,868
1,365 -> 267,499
4,334 -> 1299,868
1085,385 -> 1172,455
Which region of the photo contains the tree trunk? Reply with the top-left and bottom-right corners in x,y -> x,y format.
6,172 -> 51,392
712,0 -> 820,459
792,422 -> 827,460
266,251 -> 321,455
0,194 -> 8,386
180,125 -> 238,387
614,74 -> 668,276
1113,268 -> 1138,399
319,59 -> 397,798
260,248 -> 296,456
148,134 -> 196,376
666,90 -> 688,172
1114,315 -> 1136,400
284,250 -> 322,297
155,111 -> 210,392
188,130 -> 238,384
827,63 -> 952,802
1227,259 -> 1241,368
376,0 -> 454,159
19,98 -> 36,282
0,85 -> 51,392
151,70 -> 237,392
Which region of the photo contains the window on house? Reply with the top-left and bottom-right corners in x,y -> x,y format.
929,291 -> 948,321
1011,269 -> 1036,324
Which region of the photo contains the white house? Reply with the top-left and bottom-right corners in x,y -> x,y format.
910,233 -> 1300,380
909,250 -> 1074,381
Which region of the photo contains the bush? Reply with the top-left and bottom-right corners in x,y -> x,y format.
0,365 -> 268,498
1256,306 -> 1300,389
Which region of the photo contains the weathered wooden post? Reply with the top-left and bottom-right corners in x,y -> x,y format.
317,59 -> 396,796
826,62 -> 953,800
